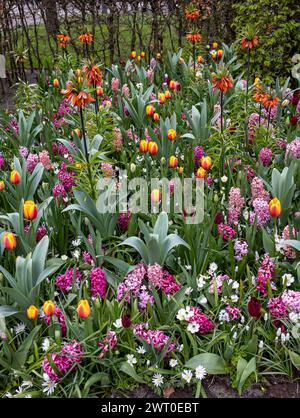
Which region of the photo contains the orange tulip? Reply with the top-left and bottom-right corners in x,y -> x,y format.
96,86 -> 104,96
53,79 -> 59,88
169,155 -> 178,168
179,166 -> 184,174
158,93 -> 166,104
153,112 -> 160,122
148,141 -> 158,156
43,300 -> 56,317
23,200 -> 38,221
151,189 -> 161,204
141,51 -> 145,58
201,156 -> 212,171
269,198 -> 281,218
3,232 -> 16,251
27,305 -> 39,320
165,90 -> 171,100
77,299 -> 91,319
169,80 -> 176,90
197,55 -> 204,64
196,167 -> 206,178
72,128 -> 81,137
167,129 -> 176,141
139,140 -> 149,153
131,51 -> 137,59
10,170 -> 21,185
146,105 -> 155,116
0,181 -> 5,190
217,49 -> 223,58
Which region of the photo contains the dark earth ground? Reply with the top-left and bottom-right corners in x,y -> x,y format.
109,376 -> 300,398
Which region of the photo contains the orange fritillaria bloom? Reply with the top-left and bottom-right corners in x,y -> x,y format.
262,93 -> 280,109
83,64 -> 103,86
185,9 -> 200,21
78,33 -> 93,44
241,36 -> 259,49
61,81 -> 94,108
186,33 -> 202,44
57,34 -> 71,49
212,75 -> 234,93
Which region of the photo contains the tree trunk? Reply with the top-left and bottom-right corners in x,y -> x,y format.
42,0 -> 59,37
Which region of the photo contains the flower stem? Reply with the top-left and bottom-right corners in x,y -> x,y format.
245,47 -> 251,148
79,106 -> 96,199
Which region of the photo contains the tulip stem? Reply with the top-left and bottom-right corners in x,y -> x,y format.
220,91 -> 224,134
79,106 -> 96,200
245,47 -> 251,149
93,82 -> 99,114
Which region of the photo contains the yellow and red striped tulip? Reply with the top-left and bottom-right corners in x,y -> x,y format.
139,140 -> 149,153
196,167 -> 206,178
27,305 -> 39,320
23,200 -> 38,221
53,78 -> 59,88
10,170 -> 21,185
269,198 -> 281,218
169,155 -> 178,168
3,232 -> 17,251
201,156 -> 212,171
148,141 -> 158,156
167,129 -> 176,141
146,104 -> 155,116
77,299 -> 91,319
43,300 -> 56,317
151,189 -> 161,204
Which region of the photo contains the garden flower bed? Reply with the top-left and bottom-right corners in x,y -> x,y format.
0,3 -> 300,399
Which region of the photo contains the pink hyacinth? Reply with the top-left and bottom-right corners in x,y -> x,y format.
36,226 -> 47,242
90,267 -> 107,299
218,223 -> 236,240
39,150 -> 52,170
250,198 -> 270,226
19,146 -> 29,158
225,305 -> 241,321
26,153 -> 39,173
188,307 -> 214,334
133,324 -> 176,354
44,307 -> 67,336
117,211 -> 131,231
147,263 -> 181,295
117,263 -> 146,300
98,330 -> 117,353
112,128 -> 123,151
55,268 -> 82,292
52,183 -> 67,199
209,274 -> 228,295
251,177 -> 270,202
259,147 -> 273,166
58,163 -> 76,191
122,84 -> 130,97
42,340 -> 83,382
282,225 -> 297,259
83,251 -> 93,264
285,138 -> 300,160
256,254 -> 275,297
234,240 -> 248,261
111,77 -> 119,91
282,290 -> 300,313
138,289 -> 155,310
228,187 -> 245,226
267,297 -> 288,318
101,162 -> 114,177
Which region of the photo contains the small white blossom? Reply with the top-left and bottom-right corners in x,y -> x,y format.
177,344 -> 184,352
127,354 -> 137,366
231,295 -> 239,303
259,340 -> 264,349
42,374 -> 57,396
195,365 -> 207,381
187,322 -> 200,334
282,274 -> 294,287
182,370 -> 193,383
136,346 -> 146,355
208,262 -> 218,275
169,359 -> 178,368
14,323 -> 26,334
152,373 -> 164,387
113,319 -> 123,329
185,287 -> 193,296
199,296 -> 207,305
42,338 -> 51,352
221,175 -> 228,183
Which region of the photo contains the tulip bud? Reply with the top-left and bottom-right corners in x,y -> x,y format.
179,166 -> 184,174
96,86 -> 104,96
139,139 -> 149,153
156,53 -> 161,60
130,163 -> 136,173
131,51 -> 137,59
153,112 -> 160,122
160,157 -> 166,165
43,300 -> 56,317
212,42 -> 218,49
121,314 -> 131,328
72,128 -> 81,137
27,305 -> 39,320
23,200 -> 38,221
0,181 -> 5,190
197,55 -> 204,64
3,232 -> 17,251
53,78 -> 59,88
75,163 -> 82,169
141,51 -> 145,58
146,104 -> 155,116
169,155 -> 178,168
75,68 -> 81,77
217,49 -> 223,58
151,189 -> 161,204
77,299 -> 91,319
269,197 -> 281,217
148,141 -> 158,156
165,90 -> 171,100
248,297 -> 261,319
196,167 -> 206,178
167,129 -> 176,141
158,93 -> 166,104
169,80 -> 176,90
201,156 -> 212,171
10,170 -> 21,185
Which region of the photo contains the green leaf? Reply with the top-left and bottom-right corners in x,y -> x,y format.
0,305 -> 19,318
185,353 -> 227,374
289,350 -> 300,370
119,362 -> 145,383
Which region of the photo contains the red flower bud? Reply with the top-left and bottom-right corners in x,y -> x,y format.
248,297 -> 261,319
